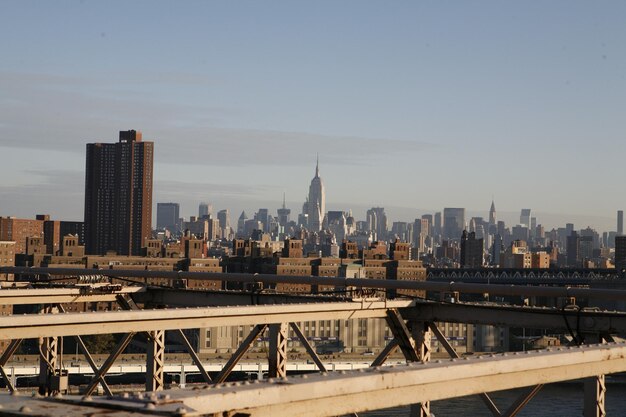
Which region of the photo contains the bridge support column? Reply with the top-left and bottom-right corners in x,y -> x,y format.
584,375 -> 606,417
146,330 -> 165,392
268,323 -> 288,379
410,321 -> 432,417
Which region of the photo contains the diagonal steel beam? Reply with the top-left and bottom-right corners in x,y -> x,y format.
290,323 -> 326,372
370,339 -> 399,367
73,335 -> 113,396
385,309 -> 420,362
84,333 -> 135,396
428,322 -> 501,417
174,330 -> 212,384
502,384 -> 544,417
214,324 -> 267,384
0,338 -> 22,391
0,365 -> 15,392
56,304 -> 113,396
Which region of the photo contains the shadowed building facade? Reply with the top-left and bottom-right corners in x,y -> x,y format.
84,130 -> 153,256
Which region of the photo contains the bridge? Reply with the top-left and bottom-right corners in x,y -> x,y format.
0,266 -> 626,416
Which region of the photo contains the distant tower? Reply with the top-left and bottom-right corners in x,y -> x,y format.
237,211 -> 248,237
277,193 -> 291,227
618,210 -> 624,236
489,200 -> 496,226
520,209 -> 532,228
199,202 -> 212,219
306,155 -> 325,231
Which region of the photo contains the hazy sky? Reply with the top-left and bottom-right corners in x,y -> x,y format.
1,1 -> 625,231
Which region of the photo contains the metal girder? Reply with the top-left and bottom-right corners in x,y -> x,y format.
53,342 -> 626,417
370,339 -> 399,367
9,266 -> 626,301
0,286 -> 145,305
146,330 -> 165,392
214,324 -> 268,384
428,322 -> 501,417
73,334 -> 113,396
0,339 -> 21,392
134,288 -> 344,307
173,329 -> 212,384
502,384 -> 544,417
268,323 -> 288,378
410,321 -> 431,417
385,309 -> 419,362
584,376 -> 606,417
405,300 -> 626,334
0,300 -> 411,339
84,333 -> 135,396
290,322 -> 327,372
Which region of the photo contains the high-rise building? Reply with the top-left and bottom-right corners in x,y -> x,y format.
199,202 -> 212,219
157,203 -> 180,232
489,200 -> 497,226
460,230 -> 483,268
520,209 -> 532,228
615,236 -> 626,273
304,156 -> 325,231
618,210 -> 624,236
217,209 -> 231,238
84,130 -> 153,256
443,208 -> 465,241
277,194 -> 291,227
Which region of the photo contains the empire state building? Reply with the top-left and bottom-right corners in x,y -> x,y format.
305,157 -> 325,231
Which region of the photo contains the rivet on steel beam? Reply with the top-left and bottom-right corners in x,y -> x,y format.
82,396 -> 93,402
145,403 -> 156,410
175,406 -> 188,416
19,406 -> 32,413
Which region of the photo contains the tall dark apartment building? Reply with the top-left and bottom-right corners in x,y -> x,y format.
84,130 -> 153,256
460,230 -> 483,268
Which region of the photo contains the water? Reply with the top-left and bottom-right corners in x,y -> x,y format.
360,383 -> 626,416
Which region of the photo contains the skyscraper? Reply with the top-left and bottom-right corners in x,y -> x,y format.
304,156 -> 325,231
84,130 -> 153,256
199,202 -> 212,219
618,210 -> 623,236
489,200 -> 496,226
443,208 -> 465,240
520,209 -> 532,228
277,193 -> 291,227
157,203 -> 180,232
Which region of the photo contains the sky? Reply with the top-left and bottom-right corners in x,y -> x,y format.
0,1 -> 625,232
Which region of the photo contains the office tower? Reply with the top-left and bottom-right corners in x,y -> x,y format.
237,211 -> 248,237
566,232 -> 580,267
304,156 -> 325,231
277,194 -> 291,227
256,209 -> 270,232
84,130 -> 153,256
366,207 -> 388,241
157,203 -> 180,232
199,202 -> 212,219
615,236 -> 626,272
434,212 -> 442,239
460,230 -> 483,268
520,209 -> 531,228
217,209 -> 231,237
618,211 -> 624,236
443,208 -> 465,241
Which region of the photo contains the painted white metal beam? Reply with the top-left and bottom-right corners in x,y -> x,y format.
157,342 -> 626,417
0,300 -> 413,339
0,286 -> 145,305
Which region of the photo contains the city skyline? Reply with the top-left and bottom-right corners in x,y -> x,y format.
1,1 -> 625,231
